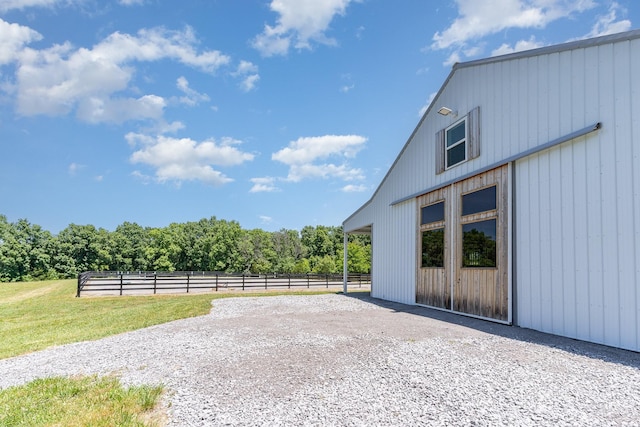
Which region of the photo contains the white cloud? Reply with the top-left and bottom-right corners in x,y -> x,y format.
584,2 -> 631,38
491,35 -> 544,56
252,0 -> 357,56
119,0 -> 145,5
342,184 -> 367,192
131,170 -> 152,184
443,51 -> 462,67
339,73 -> 354,93
285,163 -> 364,182
432,0 -> 597,50
236,60 -> 258,74
76,94 -> 166,124
176,76 -> 210,106
240,74 -> 260,92
340,84 -> 354,93
250,177 -> 280,193
68,162 -> 84,175
128,133 -> 255,186
11,26 -> 229,123
272,134 -> 366,182
259,215 -> 273,224
0,19 -> 42,65
233,60 -> 260,92
431,0 -> 597,64
0,0 -> 63,13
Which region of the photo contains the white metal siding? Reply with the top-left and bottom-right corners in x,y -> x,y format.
515,38 -> 640,351
369,200 -> 416,304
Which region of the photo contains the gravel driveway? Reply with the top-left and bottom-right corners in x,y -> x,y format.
1,293 -> 639,426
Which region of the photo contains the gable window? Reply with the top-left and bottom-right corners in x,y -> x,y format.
435,106 -> 480,174
446,118 -> 467,168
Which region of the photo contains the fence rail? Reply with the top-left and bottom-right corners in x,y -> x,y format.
77,271 -> 370,297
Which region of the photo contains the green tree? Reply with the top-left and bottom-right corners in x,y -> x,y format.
110,222 -> 150,271
271,229 -> 303,273
145,227 -> 177,271
311,254 -> 338,274
57,224 -> 111,274
207,218 -> 244,272
0,217 -> 56,281
238,229 -> 276,274
292,258 -> 311,274
337,241 -> 371,273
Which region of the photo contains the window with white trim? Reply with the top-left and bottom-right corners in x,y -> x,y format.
445,117 -> 467,169
435,106 -> 480,174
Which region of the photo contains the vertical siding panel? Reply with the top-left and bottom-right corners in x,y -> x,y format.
516,160 -> 531,326
632,39 -> 640,350
568,48 -> 586,340
549,147 -> 565,334
530,154 -> 544,330
598,42 -> 621,347
491,63 -> 502,166
528,56 -> 539,152
535,54 -> 550,333
572,137 -> 590,341
614,41 -> 635,349
585,44 -> 605,344
559,142 -> 576,337
539,152 -> 553,332
549,51 -> 565,334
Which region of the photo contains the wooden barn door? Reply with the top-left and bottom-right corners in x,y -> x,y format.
417,165 -> 509,322
416,188 -> 450,309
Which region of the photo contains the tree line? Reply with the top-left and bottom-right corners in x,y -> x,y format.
0,215 -> 371,282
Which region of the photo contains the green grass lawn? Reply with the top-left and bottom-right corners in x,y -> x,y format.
0,279 -> 221,360
0,375 -> 164,426
0,279 -> 337,360
0,279 -> 341,425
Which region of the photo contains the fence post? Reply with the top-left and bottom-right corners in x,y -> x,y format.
76,273 -> 81,298
265,274 -> 268,290
242,274 -> 245,291
120,273 -> 123,296
288,274 -> 291,289
326,274 -> 329,288
153,273 -> 157,294
307,273 -> 310,288
215,273 -> 218,292
186,272 -> 190,293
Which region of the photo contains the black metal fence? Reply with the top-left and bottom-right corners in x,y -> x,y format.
77,271 -> 371,297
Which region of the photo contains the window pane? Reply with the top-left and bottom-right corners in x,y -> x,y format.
446,142 -> 466,167
462,220 -> 496,267
422,228 -> 444,268
446,121 -> 465,147
421,201 -> 444,224
462,186 -> 496,216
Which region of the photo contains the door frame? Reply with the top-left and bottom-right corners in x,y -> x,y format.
416,164 -> 512,324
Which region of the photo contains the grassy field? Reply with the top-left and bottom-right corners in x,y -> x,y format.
0,279 -> 339,426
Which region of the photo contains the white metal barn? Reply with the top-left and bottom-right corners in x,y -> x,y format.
342,30 -> 640,352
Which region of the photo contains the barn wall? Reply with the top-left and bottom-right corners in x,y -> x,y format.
515,37 -> 640,351
344,31 -> 640,350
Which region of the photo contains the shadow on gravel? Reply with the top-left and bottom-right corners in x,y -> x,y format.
342,291 -> 640,369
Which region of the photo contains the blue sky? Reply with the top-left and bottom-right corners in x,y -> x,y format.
0,0 -> 637,234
